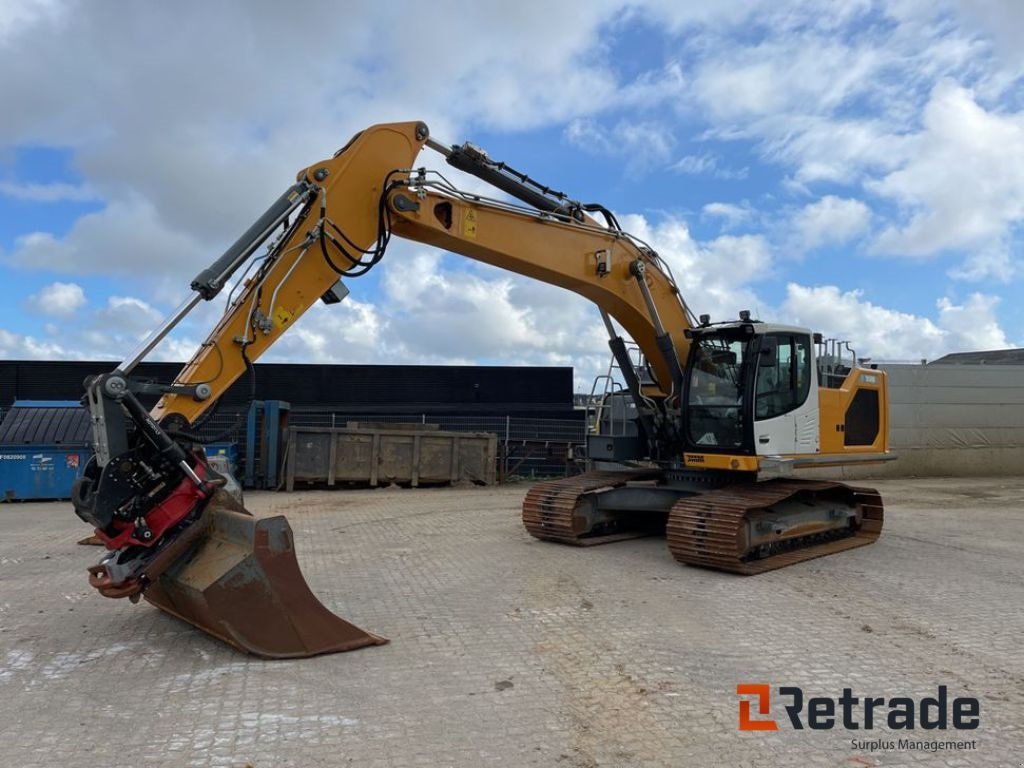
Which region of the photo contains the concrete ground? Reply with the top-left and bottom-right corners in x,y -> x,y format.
0,477 -> 1022,767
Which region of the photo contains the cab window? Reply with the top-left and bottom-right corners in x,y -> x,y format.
686,334 -> 748,448
755,333 -> 811,420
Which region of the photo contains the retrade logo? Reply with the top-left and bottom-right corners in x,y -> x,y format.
737,684 -> 980,732
737,684 -> 778,731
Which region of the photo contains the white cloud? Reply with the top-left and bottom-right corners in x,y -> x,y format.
245,246 -> 612,390
0,292 -> 186,362
672,154 -> 716,175
635,0 -> 875,34
0,328 -> 68,359
769,117 -> 909,187
781,283 -> 1010,360
0,0 -> 631,280
702,201 -> 753,229
671,153 -> 748,180
0,0 -> 63,43
692,38 -> 884,123
947,246 -> 1014,283
949,0 -> 1024,70
566,119 -> 676,174
264,297 -> 388,365
660,6 -> 1024,281
93,296 -> 163,334
4,217 -> 1009,390
0,180 -> 98,202
869,80 -> 1024,279
792,196 -> 871,251
1,0 -> 1022,381
378,248 -> 607,365
25,281 -> 86,316
6,198 -> 206,276
618,213 -> 773,322
936,292 -> 1010,351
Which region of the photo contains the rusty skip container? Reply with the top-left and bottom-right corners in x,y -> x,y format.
286,424 -> 497,491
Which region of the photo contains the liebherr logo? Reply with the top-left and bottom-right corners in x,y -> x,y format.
737,684 -> 980,732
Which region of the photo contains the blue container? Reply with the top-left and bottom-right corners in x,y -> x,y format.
204,442 -> 240,475
0,447 -> 89,501
0,401 -> 91,501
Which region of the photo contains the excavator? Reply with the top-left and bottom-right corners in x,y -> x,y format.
71,121 -> 890,659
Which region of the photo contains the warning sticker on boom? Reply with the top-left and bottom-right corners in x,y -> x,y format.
463,209 -> 478,238
274,306 -> 294,329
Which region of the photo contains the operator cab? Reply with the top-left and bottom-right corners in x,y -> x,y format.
683,316 -> 818,457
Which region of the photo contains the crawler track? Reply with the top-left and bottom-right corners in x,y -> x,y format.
665,480 -> 883,574
521,470 -> 660,545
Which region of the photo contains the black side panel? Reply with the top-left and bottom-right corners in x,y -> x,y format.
844,389 -> 879,446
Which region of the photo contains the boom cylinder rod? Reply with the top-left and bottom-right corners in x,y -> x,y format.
600,310 -> 617,339
119,293 -> 203,375
424,137 -> 451,157
120,182 -> 316,375
191,181 -> 316,300
631,261 -> 666,336
430,140 -> 579,219
630,261 -> 684,393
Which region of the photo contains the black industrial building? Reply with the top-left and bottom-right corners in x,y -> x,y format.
0,360 -> 578,419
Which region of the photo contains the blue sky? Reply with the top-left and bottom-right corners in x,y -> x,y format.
1,0 -> 1022,387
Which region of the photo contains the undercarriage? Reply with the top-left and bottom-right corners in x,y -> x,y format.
522,470 -> 884,573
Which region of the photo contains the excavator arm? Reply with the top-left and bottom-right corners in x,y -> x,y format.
388,184 -> 690,399
72,120 -> 697,657
152,122 -> 693,431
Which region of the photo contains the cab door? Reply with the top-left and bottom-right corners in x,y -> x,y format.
753,333 -> 818,455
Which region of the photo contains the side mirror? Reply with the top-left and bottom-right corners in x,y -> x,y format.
759,337 -> 778,366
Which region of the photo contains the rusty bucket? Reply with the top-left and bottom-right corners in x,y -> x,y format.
143,495 -> 386,659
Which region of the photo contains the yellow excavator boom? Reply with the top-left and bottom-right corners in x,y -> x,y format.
153,121 -> 692,426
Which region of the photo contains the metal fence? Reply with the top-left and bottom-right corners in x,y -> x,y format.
289,412 -> 586,442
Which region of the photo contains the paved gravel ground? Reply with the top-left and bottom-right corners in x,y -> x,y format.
0,477 -> 1022,767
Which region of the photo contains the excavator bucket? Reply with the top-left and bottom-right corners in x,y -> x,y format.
141,493 -> 386,659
